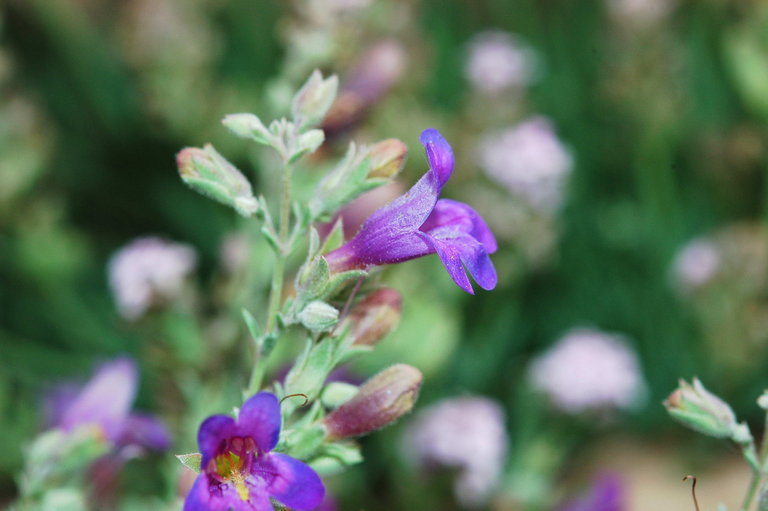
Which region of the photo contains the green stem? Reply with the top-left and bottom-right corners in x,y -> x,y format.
247,158 -> 293,395
741,470 -> 761,511
741,442 -> 762,511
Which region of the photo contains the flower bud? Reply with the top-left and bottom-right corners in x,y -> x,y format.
292,70 -> 338,130
367,139 -> 407,179
221,113 -> 272,146
321,382 -> 359,409
176,145 -> 258,216
664,378 -> 741,440
323,364 -> 422,439
341,288 -> 402,346
298,301 -> 339,332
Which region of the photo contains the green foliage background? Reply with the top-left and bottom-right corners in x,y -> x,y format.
2,0 -> 768,508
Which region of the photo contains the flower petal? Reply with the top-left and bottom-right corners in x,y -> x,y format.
237,392 -> 281,453
60,357 -> 137,441
258,453 -> 325,510
325,172 -> 440,270
421,199 -> 497,254
198,415 -> 236,469
422,232 -> 498,293
184,474 -> 273,511
183,475 -> 231,511
420,129 -> 454,187
116,413 -> 171,451
426,236 -> 475,294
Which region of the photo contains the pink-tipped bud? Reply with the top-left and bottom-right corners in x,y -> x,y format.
367,139 -> 407,179
323,364 -> 422,439
343,288 -> 402,347
176,144 -> 258,217
664,378 -> 748,442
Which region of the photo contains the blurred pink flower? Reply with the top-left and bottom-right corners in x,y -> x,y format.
672,238 -> 720,292
464,31 -> 536,94
477,117 -> 572,212
530,328 -> 645,413
402,396 -> 507,507
108,236 -> 197,320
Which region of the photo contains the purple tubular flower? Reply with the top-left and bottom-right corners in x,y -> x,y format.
52,357 -> 170,453
324,129 -> 498,294
184,392 -> 324,511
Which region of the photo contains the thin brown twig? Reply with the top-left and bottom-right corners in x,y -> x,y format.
683,475 -> 700,511
280,393 -> 309,407
330,276 -> 365,336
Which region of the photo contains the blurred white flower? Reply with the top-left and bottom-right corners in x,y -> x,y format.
478,117 -> 573,212
530,328 -> 645,413
465,31 -> 536,94
606,0 -> 673,26
402,396 -> 508,507
108,237 -> 197,320
672,238 -> 720,293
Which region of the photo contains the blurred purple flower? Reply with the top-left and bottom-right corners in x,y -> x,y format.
49,357 -> 170,454
465,31 -> 536,93
529,328 -> 645,413
558,474 -> 624,511
402,396 -> 507,507
108,236 -> 197,320
323,40 -> 407,136
184,392 -> 324,511
324,129 -> 498,294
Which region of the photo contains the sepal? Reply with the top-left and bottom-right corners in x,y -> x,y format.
176,453 -> 202,474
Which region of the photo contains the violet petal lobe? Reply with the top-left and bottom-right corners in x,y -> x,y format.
422,232 -> 497,293
198,415 -> 237,468
260,453 -> 325,510
420,129 -> 454,187
237,392 -> 281,453
424,234 -> 475,294
421,199 -> 498,254
183,475 -> 232,511
60,357 -> 137,440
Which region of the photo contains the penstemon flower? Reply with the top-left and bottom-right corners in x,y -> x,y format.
184,392 -> 324,511
324,129 -> 498,294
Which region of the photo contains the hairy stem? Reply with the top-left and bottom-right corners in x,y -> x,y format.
248,157 -> 293,395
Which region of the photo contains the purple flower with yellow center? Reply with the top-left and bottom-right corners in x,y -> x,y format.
324,129 -> 498,294
48,357 -> 170,454
184,392 -> 324,511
